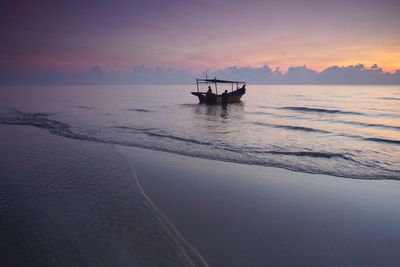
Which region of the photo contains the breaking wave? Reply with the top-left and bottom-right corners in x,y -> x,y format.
1,109 -> 399,180
0,110 -> 98,142
260,150 -> 351,159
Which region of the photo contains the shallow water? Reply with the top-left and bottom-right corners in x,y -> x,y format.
0,84 -> 399,180
0,125 -> 206,267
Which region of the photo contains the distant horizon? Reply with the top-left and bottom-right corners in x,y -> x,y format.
1,63 -> 399,85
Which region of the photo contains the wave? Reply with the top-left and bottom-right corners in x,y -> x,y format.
325,119 -> 400,131
334,132 -> 400,146
252,122 -> 330,133
0,110 -> 98,142
144,131 -> 214,146
76,105 -> 95,110
0,110 -> 347,160
280,106 -> 364,115
263,150 -> 351,160
32,112 -> 55,117
251,109 -> 400,131
364,137 -> 400,145
245,111 -> 300,120
124,108 -> 154,113
114,125 -> 156,132
320,119 -> 400,131
251,119 -> 400,146
378,97 -> 400,101
115,125 -> 214,146
245,111 -> 275,115
1,110 -> 398,181
362,123 -> 400,131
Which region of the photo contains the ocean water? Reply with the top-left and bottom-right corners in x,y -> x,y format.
0,84 -> 399,180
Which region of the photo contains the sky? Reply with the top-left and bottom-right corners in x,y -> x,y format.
1,0 -> 400,80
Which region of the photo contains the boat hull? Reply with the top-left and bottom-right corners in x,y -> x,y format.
191,88 -> 245,105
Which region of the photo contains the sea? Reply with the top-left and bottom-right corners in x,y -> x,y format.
0,84 -> 399,180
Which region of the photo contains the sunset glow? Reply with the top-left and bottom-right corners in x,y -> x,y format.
1,0 -> 399,74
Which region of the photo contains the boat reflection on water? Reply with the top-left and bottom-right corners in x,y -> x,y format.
191,101 -> 245,119
188,102 -> 246,137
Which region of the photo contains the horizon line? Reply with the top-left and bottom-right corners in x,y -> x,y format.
1,63 -> 399,85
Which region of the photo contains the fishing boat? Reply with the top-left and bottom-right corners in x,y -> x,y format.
191,78 -> 246,105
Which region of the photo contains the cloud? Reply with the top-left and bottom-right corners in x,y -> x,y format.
206,64 -> 400,84
0,65 -> 194,85
205,65 -> 275,83
281,66 -> 318,84
1,64 -> 399,85
316,64 -> 398,84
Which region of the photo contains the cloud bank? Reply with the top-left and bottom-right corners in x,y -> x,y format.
1,64 -> 399,85
208,64 -> 400,84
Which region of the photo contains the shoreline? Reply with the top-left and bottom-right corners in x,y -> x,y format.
0,111 -> 397,182
119,144 -> 400,266
2,124 -> 400,266
0,125 -> 207,267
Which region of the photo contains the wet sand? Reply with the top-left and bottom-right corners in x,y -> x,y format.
0,125 -> 205,267
1,124 -> 400,266
120,147 -> 400,266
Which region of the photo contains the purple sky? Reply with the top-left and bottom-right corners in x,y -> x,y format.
1,0 -> 399,74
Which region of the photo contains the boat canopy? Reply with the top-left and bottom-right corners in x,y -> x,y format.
195,77 -> 246,94
196,78 -> 246,94
196,78 -> 246,85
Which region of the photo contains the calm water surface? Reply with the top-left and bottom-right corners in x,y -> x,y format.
0,84 -> 399,180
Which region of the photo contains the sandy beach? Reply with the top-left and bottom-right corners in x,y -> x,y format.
0,125 -> 206,267
121,145 -> 400,266
1,124 -> 400,266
